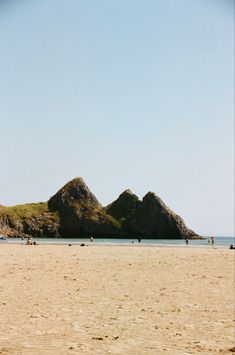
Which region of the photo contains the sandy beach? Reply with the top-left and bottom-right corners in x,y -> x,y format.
0,244 -> 234,355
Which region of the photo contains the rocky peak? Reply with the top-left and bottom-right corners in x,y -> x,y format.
142,192 -> 172,214
0,177 -> 200,239
48,177 -> 100,213
123,189 -> 134,195
48,177 -> 120,237
106,189 -> 140,220
121,191 -> 198,238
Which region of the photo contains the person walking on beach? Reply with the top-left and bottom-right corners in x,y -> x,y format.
185,237 -> 189,246
211,236 -> 215,246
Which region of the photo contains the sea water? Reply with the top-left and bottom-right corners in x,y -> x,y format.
1,236 -> 235,247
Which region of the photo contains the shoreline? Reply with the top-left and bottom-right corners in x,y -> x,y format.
1,236 -> 234,249
1,241 -> 231,249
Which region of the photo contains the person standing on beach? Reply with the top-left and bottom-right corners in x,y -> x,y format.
185,237 -> 189,246
211,236 -> 215,246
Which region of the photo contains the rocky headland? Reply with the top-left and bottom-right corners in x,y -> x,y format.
0,177 -> 200,239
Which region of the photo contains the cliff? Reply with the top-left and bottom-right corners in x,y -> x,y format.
48,178 -> 120,237
0,177 -> 199,239
121,192 -> 197,238
105,189 -> 141,220
0,203 -> 60,238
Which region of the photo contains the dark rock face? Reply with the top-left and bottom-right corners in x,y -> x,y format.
0,177 -> 199,239
22,214 -> 60,238
0,208 -> 59,238
48,177 -> 120,237
48,177 -> 100,214
122,192 -> 197,238
106,190 -> 141,220
0,212 -> 23,237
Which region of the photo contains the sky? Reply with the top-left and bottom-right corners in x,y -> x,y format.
0,0 -> 234,236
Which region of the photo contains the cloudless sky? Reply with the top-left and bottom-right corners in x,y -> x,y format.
0,0 -> 234,235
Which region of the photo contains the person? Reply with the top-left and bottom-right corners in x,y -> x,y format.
138,238 -> 141,243
211,236 -> 215,246
185,237 -> 189,246
90,236 -> 94,242
26,237 -> 33,245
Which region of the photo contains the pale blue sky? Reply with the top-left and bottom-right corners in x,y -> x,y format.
0,0 -> 234,235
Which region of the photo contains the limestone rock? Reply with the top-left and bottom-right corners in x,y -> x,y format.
0,203 -> 60,238
48,177 -> 120,237
106,190 -> 140,220
0,178 -> 200,239
48,177 -> 100,214
122,192 -> 197,238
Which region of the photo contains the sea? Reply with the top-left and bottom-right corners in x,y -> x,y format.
1,236 -> 234,247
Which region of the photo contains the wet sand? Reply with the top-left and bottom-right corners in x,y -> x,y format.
0,244 -> 234,354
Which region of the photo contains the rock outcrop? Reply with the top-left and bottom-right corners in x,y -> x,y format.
48,178 -> 120,237
0,203 -> 60,238
106,190 -> 140,220
121,192 -> 197,238
0,177 -> 200,239
48,178 -> 101,214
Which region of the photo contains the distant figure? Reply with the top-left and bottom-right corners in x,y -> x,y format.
90,236 -> 94,242
211,237 -> 215,246
138,238 -> 141,243
26,237 -> 33,245
185,237 -> 189,246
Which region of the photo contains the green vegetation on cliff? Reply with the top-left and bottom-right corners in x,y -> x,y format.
0,202 -> 59,221
0,203 -> 60,237
1,202 -> 47,217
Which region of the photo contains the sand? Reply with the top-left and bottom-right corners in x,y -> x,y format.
0,244 -> 234,355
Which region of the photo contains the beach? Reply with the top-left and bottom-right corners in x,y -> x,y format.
0,244 -> 234,355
